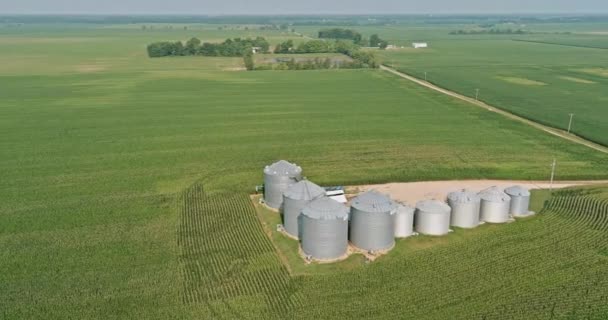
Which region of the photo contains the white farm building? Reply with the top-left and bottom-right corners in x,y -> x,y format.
412,42 -> 428,49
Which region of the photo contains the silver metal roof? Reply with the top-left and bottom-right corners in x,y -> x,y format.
283,180 -> 326,201
479,186 -> 511,203
447,189 -> 480,203
504,185 -> 531,197
302,197 -> 349,220
416,200 -> 451,214
263,160 -> 302,176
351,191 -> 396,213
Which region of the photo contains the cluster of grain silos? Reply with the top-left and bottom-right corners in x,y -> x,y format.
261,161 -> 534,263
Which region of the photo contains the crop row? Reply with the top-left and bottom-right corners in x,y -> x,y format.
177,184 -> 297,316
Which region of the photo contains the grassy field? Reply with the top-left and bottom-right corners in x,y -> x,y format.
376,36 -> 608,147
1,22 -> 608,319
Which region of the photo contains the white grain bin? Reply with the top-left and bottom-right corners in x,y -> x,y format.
504,186 -> 531,217
447,189 -> 481,229
394,203 -> 415,238
414,200 -> 451,236
263,160 -> 302,209
301,197 -> 349,260
350,191 -> 397,251
282,180 -> 326,239
478,187 -> 511,223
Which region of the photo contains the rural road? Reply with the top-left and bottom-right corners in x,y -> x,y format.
380,65 -> 608,155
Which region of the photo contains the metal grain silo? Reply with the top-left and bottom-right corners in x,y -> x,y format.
301,197 -> 350,260
263,160 -> 302,209
350,191 -> 397,251
504,186 -> 531,217
478,187 -> 512,224
282,180 -> 326,239
414,200 -> 451,236
447,189 -> 481,229
394,203 -> 415,238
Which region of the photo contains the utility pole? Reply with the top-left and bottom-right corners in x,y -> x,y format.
550,158 -> 556,191
567,113 -> 575,133
475,88 -> 480,100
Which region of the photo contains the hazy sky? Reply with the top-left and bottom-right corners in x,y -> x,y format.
1,0 -> 607,15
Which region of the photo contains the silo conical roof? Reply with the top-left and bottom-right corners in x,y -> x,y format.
504,185 -> 531,197
284,180 -> 326,201
351,191 -> 396,213
302,197 -> 349,220
447,189 -> 481,203
416,200 -> 451,213
479,186 -> 511,203
264,160 -> 302,175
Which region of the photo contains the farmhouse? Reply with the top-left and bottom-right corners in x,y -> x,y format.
412,42 -> 428,49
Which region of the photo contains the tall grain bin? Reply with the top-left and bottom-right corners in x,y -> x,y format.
415,200 -> 451,236
301,197 -> 350,260
505,186 -> 531,217
394,203 -> 415,238
350,191 -> 397,251
263,160 -> 302,209
479,187 -> 512,223
447,189 -> 481,229
282,180 -> 326,239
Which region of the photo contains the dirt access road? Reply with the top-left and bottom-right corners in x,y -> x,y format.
380,65 -> 608,155
355,180 -> 608,205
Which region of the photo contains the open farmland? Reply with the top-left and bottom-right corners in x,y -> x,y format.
1,21 -> 608,319
377,36 -> 608,147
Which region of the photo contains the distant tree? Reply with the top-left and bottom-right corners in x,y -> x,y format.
379,40 -> 389,49
243,53 -> 255,70
185,37 -> 201,55
369,34 -> 382,47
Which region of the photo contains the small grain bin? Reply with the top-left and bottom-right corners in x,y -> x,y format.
263,160 -> 302,209
478,187 -> 511,223
505,186 -> 531,217
350,191 -> 397,252
394,203 -> 415,238
447,189 -> 481,229
282,180 -> 326,239
301,197 -> 350,260
414,200 -> 451,236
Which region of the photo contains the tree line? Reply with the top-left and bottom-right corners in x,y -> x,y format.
449,29 -> 530,35
248,39 -> 379,70
254,57 -> 372,71
147,37 -> 270,57
317,28 -> 388,48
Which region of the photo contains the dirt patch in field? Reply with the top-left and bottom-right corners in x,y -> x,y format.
355,180 -> 608,205
76,65 -> 107,73
578,68 -> 608,78
496,76 -> 547,86
559,76 -> 596,84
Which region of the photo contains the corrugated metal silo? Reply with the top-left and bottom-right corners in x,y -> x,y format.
479,187 -> 511,223
350,191 -> 397,251
505,186 -> 531,217
301,197 -> 350,260
415,200 -> 451,236
282,180 -> 326,239
447,189 -> 481,228
394,203 -> 415,238
263,160 -> 302,209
